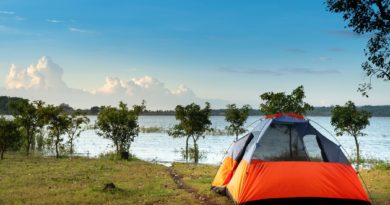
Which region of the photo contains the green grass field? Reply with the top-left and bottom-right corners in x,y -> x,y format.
1,154 -> 389,205
0,154 -> 200,205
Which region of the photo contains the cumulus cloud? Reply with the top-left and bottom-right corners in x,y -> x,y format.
94,77 -> 129,94
5,56 -> 67,90
2,56 -> 227,109
172,84 -> 193,96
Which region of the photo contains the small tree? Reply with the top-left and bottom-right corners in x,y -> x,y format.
95,101 -> 145,159
260,85 -> 313,115
9,100 -> 46,155
43,105 -> 71,158
225,104 -> 251,140
65,111 -> 90,156
0,116 -> 21,159
331,101 -> 371,170
168,102 -> 212,163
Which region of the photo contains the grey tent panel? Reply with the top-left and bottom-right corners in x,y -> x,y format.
240,116 -> 350,164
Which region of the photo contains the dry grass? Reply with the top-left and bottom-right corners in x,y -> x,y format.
360,166 -> 390,205
0,153 -> 200,205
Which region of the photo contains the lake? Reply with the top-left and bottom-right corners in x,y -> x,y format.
73,116 -> 390,164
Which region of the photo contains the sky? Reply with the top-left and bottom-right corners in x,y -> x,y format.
0,0 -> 389,110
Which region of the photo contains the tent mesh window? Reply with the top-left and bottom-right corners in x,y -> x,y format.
252,124 -> 309,161
302,134 -> 324,162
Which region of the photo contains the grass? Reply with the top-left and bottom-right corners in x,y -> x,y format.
0,153 -> 200,205
1,153 -> 389,205
172,163 -> 231,205
360,163 -> 390,205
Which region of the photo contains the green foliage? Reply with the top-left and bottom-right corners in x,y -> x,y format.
331,101 -> 371,137
374,162 -> 390,171
43,105 -> 71,158
95,101 -> 146,159
9,99 -> 46,155
224,104 -> 251,140
326,0 -> 390,96
0,96 -> 26,115
65,111 -> 90,155
259,85 -> 313,115
331,101 -> 371,170
169,102 -> 212,163
0,117 -> 21,159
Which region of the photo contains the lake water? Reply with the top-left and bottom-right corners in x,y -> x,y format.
73,116 -> 390,164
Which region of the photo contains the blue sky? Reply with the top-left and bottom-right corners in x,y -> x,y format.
0,0 -> 389,109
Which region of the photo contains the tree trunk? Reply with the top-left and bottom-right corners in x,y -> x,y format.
69,138 -> 74,156
26,129 -> 31,156
55,135 -> 59,159
1,148 -> 5,160
354,135 -> 360,171
185,136 -> 190,162
192,136 -> 199,164
235,132 -> 238,141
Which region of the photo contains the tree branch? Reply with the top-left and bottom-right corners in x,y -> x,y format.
375,0 -> 390,21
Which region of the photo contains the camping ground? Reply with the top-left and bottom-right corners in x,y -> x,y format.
0,153 -> 389,205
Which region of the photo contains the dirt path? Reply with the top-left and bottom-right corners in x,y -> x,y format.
167,167 -> 219,205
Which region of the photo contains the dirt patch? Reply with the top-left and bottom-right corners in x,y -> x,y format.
167,167 -> 219,205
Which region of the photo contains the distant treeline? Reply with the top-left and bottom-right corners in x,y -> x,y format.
1,96 -> 390,116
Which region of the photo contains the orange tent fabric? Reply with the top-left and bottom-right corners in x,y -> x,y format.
212,114 -> 371,205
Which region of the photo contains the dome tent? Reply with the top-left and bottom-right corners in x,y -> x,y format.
212,113 -> 370,205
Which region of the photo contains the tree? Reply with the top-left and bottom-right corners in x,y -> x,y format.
331,101 -> 371,170
65,111 -> 90,155
168,102 -> 212,163
43,105 -> 71,158
90,106 -> 100,115
95,101 -> 145,159
9,99 -> 46,155
0,117 -> 21,159
326,0 -> 390,96
259,85 -> 313,115
59,103 -> 74,114
225,104 -> 251,140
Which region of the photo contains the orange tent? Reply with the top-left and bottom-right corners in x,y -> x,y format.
212,114 -> 370,205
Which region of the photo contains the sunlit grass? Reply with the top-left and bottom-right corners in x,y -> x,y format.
0,153 -> 200,205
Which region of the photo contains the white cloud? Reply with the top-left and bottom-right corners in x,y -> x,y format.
94,77 -> 130,95
172,84 -> 193,96
5,56 -> 67,90
0,10 -> 24,21
47,19 -> 63,23
131,76 -> 163,89
69,27 -> 94,34
0,11 -> 15,15
2,56 -> 227,109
